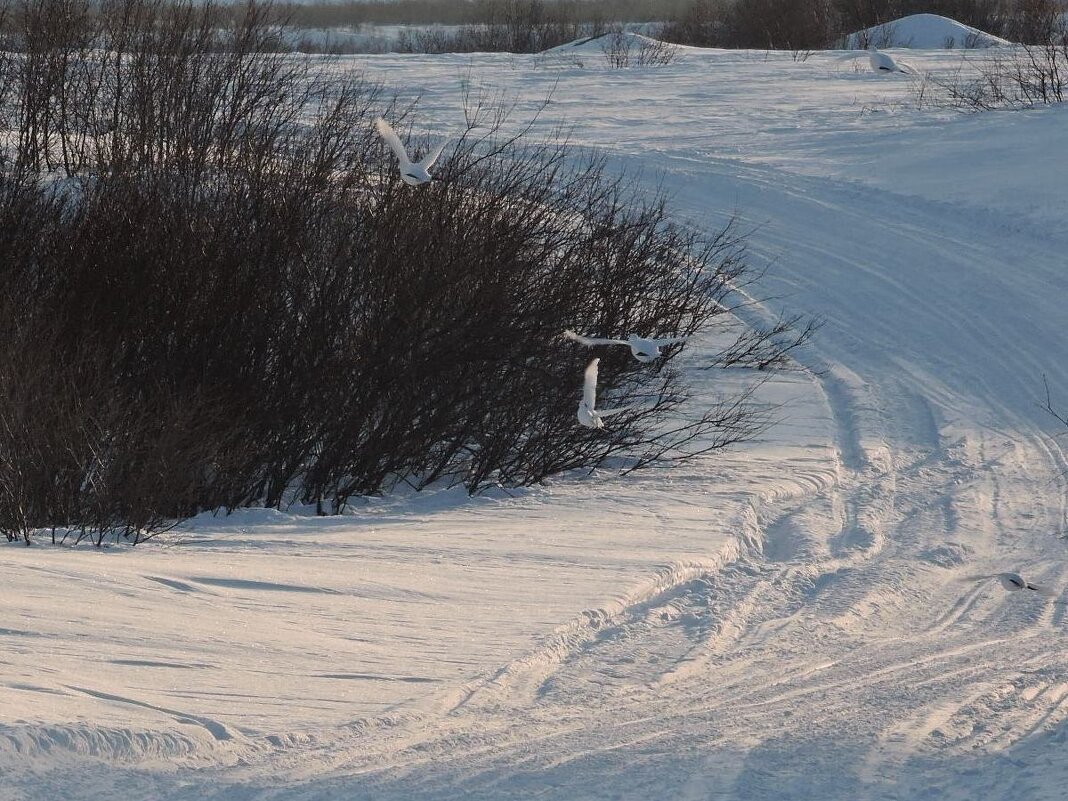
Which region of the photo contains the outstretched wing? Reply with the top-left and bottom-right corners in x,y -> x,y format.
583,358 -> 599,410
417,136 -> 450,170
374,117 -> 411,167
564,330 -> 629,348
650,336 -> 687,348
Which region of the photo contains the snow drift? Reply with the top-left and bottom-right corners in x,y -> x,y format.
544,31 -> 671,55
843,13 -> 1009,49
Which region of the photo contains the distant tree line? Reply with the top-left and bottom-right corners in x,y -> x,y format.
662,0 -> 1066,49
281,0 -> 693,28
276,0 -> 1067,52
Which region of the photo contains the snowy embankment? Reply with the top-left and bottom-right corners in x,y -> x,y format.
544,30 -> 667,55
5,44 -> 1068,801
843,12 -> 1010,49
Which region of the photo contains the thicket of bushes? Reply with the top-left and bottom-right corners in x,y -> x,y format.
0,0 -> 809,545
393,4 -> 590,54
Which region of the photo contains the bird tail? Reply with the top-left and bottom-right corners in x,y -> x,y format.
562,329 -> 591,345
1027,583 -> 1058,597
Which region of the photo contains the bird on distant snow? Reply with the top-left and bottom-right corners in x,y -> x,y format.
374,117 -> 449,186
577,358 -> 628,429
563,329 -> 686,364
961,572 -> 1056,596
868,47 -> 909,74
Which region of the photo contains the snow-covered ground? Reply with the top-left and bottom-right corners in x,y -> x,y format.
5,46 -> 1068,801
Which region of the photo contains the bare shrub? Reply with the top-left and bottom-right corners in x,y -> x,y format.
659,0 -> 732,47
1012,20 -> 1068,101
385,2 -> 601,54
923,31 -> 1067,110
601,28 -> 678,67
0,0 -> 812,544
662,0 -> 837,50
0,0 -> 384,541
637,34 -> 680,64
726,0 -> 837,50
394,26 -> 453,54
844,19 -> 902,49
602,28 -> 634,67
399,1 -> 597,54
1005,0 -> 1068,43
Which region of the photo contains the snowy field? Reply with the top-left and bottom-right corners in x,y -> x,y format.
4,45 -> 1068,800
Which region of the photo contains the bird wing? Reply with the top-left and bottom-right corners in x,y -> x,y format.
650,336 -> 687,347
837,52 -> 878,67
583,358 -> 599,410
564,330 -> 629,347
417,136 -> 450,170
374,117 -> 411,167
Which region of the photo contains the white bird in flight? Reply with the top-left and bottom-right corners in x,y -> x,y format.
577,358 -> 628,429
563,330 -> 685,364
374,117 -> 449,186
962,572 -> 1055,596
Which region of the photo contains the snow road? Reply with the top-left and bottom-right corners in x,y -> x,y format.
4,47 -> 1068,800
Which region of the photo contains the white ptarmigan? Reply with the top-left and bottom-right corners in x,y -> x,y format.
563,330 -> 685,364
961,572 -> 1056,596
868,48 -> 910,74
577,358 -> 628,429
374,117 -> 449,186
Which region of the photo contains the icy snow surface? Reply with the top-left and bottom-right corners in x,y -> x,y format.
4,46 -> 1068,801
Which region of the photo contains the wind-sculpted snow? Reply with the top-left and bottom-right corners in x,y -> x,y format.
4,46 -> 1068,801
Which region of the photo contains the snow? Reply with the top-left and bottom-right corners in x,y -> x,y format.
5,45 -> 1068,800
544,30 -> 669,54
843,13 -> 1011,49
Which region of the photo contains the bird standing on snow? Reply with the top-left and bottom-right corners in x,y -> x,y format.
374,117 -> 449,186
869,48 -> 907,74
962,572 -> 1055,595
563,330 -> 686,364
577,358 -> 628,429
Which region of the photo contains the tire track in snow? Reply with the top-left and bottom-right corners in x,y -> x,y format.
64,686 -> 237,743
338,157 -> 1068,796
